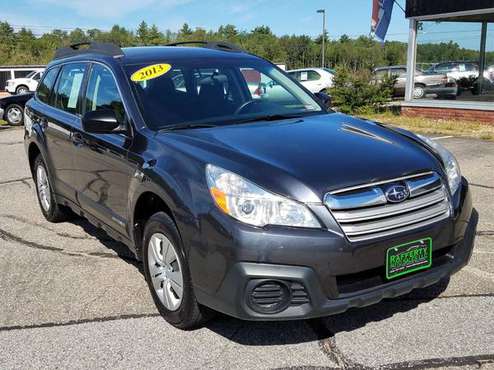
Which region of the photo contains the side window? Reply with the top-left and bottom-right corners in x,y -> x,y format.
54,63 -> 86,114
84,64 -> 125,123
307,70 -> 321,81
36,67 -> 60,105
299,70 -> 309,81
375,70 -> 388,78
170,69 -> 187,92
434,64 -> 448,73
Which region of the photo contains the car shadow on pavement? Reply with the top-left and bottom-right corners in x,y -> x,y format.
70,216 -> 144,274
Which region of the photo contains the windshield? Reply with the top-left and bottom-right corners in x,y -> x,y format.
125,58 -> 324,130
26,71 -> 37,78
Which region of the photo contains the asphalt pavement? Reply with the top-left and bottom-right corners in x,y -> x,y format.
0,127 -> 493,369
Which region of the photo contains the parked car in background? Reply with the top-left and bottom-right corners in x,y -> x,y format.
483,64 -> 494,82
374,65 -> 457,99
287,68 -> 334,93
5,69 -> 44,95
0,92 -> 33,125
426,62 -> 479,81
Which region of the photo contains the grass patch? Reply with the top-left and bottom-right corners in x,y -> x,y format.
361,112 -> 494,141
0,119 -> 7,126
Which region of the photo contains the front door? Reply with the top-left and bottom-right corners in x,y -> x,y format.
72,63 -> 134,234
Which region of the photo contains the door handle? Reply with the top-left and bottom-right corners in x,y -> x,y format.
71,132 -> 84,146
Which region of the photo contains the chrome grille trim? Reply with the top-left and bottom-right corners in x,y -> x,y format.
324,172 -> 451,242
347,213 -> 450,243
407,172 -> 442,197
329,171 -> 434,195
341,199 -> 449,236
331,188 -> 445,223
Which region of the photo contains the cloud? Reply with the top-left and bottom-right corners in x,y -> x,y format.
38,0 -> 192,19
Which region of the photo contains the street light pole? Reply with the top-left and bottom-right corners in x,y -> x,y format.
317,9 -> 326,68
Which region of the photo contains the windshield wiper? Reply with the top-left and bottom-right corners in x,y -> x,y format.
234,113 -> 307,124
160,122 -> 217,131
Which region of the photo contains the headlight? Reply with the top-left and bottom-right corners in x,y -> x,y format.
205,164 -> 321,228
416,134 -> 461,194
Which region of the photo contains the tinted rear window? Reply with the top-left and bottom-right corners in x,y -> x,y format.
36,67 -> 60,104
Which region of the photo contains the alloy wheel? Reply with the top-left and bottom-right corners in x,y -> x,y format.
36,164 -> 51,212
147,233 -> 184,311
7,106 -> 23,125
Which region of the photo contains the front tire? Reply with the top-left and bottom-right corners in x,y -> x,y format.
33,155 -> 72,223
5,104 -> 24,126
413,84 -> 426,99
143,212 -> 210,329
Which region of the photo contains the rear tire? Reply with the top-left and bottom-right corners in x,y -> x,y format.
5,104 -> 24,126
142,212 -> 211,329
15,85 -> 28,95
33,155 -> 72,223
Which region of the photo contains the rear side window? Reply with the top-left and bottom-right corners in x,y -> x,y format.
307,70 -> 321,81
36,67 -> 60,104
54,63 -> 86,114
84,64 -> 125,123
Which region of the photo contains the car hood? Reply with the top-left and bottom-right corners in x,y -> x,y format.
159,113 -> 443,203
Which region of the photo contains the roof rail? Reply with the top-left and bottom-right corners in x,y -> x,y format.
53,42 -> 124,60
165,41 -> 245,53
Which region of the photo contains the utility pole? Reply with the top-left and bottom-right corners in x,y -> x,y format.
317,9 -> 326,68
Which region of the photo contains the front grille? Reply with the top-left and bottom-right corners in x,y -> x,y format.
324,172 -> 451,242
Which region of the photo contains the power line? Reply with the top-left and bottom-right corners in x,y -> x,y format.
393,0 -> 406,14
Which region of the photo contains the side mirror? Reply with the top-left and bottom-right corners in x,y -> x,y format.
82,109 -> 124,134
315,91 -> 332,108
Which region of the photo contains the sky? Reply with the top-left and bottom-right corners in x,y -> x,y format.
0,0 -> 411,41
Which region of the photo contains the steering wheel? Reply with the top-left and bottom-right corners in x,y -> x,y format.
234,99 -> 263,115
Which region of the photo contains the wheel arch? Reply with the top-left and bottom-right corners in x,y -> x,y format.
28,142 -> 42,174
131,190 -> 179,260
15,84 -> 29,93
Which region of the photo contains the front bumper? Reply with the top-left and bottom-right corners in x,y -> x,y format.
0,107 -> 4,120
192,179 -> 476,320
5,86 -> 15,94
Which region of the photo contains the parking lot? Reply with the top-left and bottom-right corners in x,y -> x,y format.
0,126 -> 493,369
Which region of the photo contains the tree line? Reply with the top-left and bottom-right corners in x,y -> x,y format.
0,21 -> 490,70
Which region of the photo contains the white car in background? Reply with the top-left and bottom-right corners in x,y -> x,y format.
5,69 -> 44,95
287,68 -> 334,93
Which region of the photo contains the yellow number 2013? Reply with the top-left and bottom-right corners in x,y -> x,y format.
130,64 -> 172,82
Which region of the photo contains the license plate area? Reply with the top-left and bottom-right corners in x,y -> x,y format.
386,238 -> 432,280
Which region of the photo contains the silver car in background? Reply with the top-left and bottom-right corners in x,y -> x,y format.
374,65 -> 457,99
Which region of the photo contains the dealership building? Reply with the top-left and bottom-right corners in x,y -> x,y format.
403,0 -> 494,122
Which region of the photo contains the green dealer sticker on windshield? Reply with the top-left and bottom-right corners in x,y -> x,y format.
386,238 -> 432,280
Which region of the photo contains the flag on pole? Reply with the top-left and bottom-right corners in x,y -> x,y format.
371,0 -> 394,42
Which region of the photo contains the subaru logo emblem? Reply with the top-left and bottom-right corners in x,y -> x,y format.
385,185 -> 409,203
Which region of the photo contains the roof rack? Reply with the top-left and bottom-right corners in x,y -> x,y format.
165,41 -> 245,53
53,42 -> 124,60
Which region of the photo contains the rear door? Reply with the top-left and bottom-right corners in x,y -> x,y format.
32,63 -> 87,202
72,63 -> 134,234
